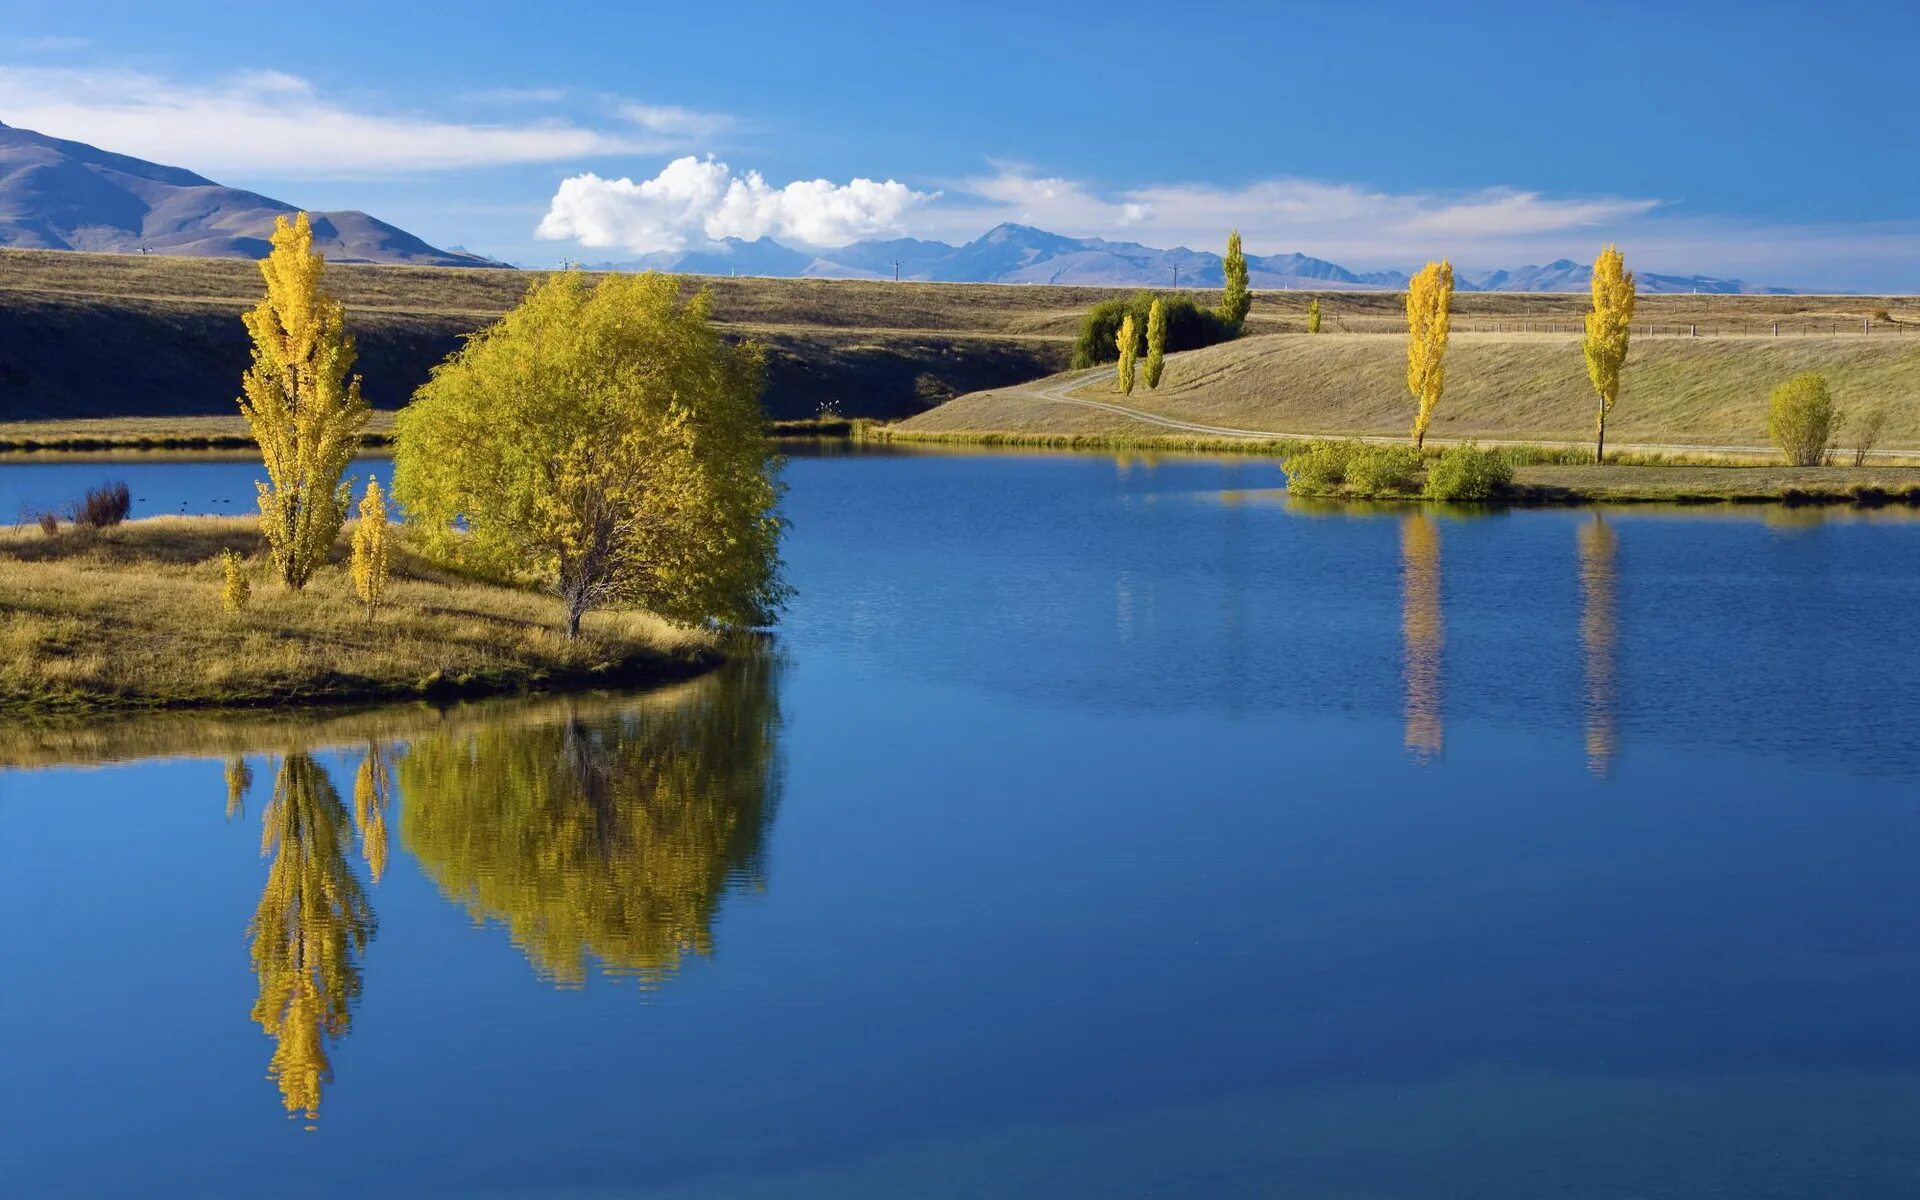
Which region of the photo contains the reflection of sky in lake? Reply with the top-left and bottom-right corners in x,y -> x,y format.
5,449 -> 1920,1197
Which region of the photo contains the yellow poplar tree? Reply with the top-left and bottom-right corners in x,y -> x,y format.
1583,245 -> 1637,463
1307,298 -> 1323,333
1116,312 -> 1139,394
1219,230 -> 1251,331
1405,260 -> 1454,450
239,212 -> 369,590
1144,297 -> 1167,389
350,479 -> 389,610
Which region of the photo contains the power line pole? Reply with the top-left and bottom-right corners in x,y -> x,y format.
1172,265 -> 1179,288
891,258 -> 904,282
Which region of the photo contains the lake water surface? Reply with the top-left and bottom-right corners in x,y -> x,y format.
4,448 -> 1920,1197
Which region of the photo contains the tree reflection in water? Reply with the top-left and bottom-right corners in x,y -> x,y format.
402,657 -> 784,989
1400,514 -> 1444,763
245,752 -> 377,1126
1578,515 -> 1620,777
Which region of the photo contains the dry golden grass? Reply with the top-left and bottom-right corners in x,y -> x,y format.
0,516 -> 720,713
903,332 -> 1920,451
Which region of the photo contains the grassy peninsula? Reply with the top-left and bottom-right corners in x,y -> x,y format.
0,517 -> 723,715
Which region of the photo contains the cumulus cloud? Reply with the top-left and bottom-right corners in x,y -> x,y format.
0,65 -> 691,174
537,156 -> 936,253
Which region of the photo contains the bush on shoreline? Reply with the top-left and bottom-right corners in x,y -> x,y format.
1424,444 -> 1514,501
1281,439 -> 1512,501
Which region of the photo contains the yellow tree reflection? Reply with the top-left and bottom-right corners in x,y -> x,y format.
1578,515 -> 1620,776
353,742 -> 394,884
403,659 -> 782,988
1400,514 -> 1444,763
248,753 -> 376,1124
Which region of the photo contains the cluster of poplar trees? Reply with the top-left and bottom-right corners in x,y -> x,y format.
1402,245 -> 1637,461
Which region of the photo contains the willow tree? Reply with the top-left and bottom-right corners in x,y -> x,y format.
1116,312 -> 1139,394
1405,260 -> 1453,450
1583,245 -> 1637,463
394,272 -> 787,638
238,212 -> 369,590
1144,297 -> 1167,389
1219,230 -> 1251,331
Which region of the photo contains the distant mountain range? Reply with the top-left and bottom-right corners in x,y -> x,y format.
614,222 -> 1798,295
0,118 -> 1795,292
0,120 -> 500,267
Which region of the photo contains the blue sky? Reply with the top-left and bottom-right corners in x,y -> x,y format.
3,0 -> 1916,288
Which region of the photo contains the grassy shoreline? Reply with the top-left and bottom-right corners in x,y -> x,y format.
0,517 -> 724,715
870,425 -> 1920,505
0,414 -> 854,453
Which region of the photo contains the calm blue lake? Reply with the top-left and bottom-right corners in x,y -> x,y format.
4,448 -> 1920,1197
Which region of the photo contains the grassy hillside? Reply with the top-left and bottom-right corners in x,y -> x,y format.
4,248 -> 1914,426
901,331 -> 1920,450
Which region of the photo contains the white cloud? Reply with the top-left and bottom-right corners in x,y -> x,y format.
920,169 -> 1663,263
619,103 -> 733,140
538,156 -> 936,253
0,65 -> 694,175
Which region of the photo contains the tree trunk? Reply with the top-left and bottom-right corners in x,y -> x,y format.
1595,407 -> 1607,466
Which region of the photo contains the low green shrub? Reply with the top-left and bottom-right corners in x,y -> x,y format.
1425,443 -> 1513,501
1345,446 -> 1423,494
1768,372 -> 1838,466
1280,441 -> 1358,494
1283,441 -> 1422,497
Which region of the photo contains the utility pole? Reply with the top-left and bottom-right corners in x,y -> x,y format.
891,258 -> 904,282
1172,265 -> 1179,288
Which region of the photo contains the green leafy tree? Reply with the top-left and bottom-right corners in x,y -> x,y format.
394,272 -> 787,638
1116,313 -> 1138,394
1068,292 -> 1232,369
238,213 -> 369,590
1768,372 -> 1839,466
1144,297 -> 1167,388
1219,230 -> 1251,331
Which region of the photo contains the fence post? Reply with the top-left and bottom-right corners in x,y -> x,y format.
1773,322 -> 1778,336
1690,324 -> 1696,337
1865,316 -> 1871,334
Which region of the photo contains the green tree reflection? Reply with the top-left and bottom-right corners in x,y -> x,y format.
401,658 -> 784,988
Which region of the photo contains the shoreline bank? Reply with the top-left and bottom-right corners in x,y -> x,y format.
0,516 -> 727,717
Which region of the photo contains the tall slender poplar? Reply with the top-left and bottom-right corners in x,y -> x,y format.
238,212 -> 368,590
1405,260 -> 1454,451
